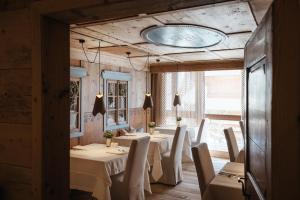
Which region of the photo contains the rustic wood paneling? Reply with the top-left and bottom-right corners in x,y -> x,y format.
0,69 -> 32,124
0,8 -> 33,200
69,60 -> 147,147
0,162 -> 32,200
245,1 -> 300,199
271,0 -> 300,199
0,124 -> 31,167
0,9 -> 31,69
41,17 -> 70,200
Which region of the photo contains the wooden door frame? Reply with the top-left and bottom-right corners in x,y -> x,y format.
31,0 -> 234,199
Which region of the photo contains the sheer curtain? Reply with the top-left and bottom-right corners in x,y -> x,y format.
155,72 -> 205,128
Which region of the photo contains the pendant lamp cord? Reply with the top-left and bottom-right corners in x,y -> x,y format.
98,40 -> 101,94
80,40 -> 100,63
146,53 -> 150,94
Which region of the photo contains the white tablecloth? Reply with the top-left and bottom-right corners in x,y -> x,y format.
204,162 -> 244,200
155,126 -> 195,162
70,144 -> 151,200
113,133 -> 171,181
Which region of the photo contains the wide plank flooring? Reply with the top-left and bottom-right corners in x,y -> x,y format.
145,157 -> 228,200
70,157 -> 228,200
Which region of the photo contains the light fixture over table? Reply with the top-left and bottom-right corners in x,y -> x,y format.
79,39 -> 106,116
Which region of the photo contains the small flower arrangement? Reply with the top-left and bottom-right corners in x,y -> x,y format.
103,130 -> 114,138
176,117 -> 182,122
148,122 -> 156,128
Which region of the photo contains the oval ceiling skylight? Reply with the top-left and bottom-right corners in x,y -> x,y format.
141,24 -> 226,48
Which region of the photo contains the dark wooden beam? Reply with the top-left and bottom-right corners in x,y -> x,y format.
150,59 -> 244,73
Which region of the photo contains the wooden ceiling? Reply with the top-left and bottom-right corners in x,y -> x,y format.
70,1 -> 272,70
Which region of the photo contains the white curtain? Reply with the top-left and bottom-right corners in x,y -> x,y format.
158,72 -> 205,128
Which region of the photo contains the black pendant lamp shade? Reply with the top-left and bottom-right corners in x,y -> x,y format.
173,93 -> 181,106
143,93 -> 153,110
92,40 -> 106,116
92,94 -> 106,116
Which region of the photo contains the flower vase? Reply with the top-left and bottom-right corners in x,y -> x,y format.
106,138 -> 112,147
149,128 -> 154,135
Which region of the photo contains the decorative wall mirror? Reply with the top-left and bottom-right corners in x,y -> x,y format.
70,66 -> 87,138
102,71 -> 132,131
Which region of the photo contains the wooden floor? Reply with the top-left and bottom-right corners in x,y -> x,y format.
70,157 -> 228,200
145,157 -> 228,200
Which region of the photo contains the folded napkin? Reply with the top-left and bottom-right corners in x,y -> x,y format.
219,170 -> 244,178
106,147 -> 129,155
152,135 -> 168,139
124,133 -> 137,136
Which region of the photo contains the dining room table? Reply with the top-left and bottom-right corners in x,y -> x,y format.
204,162 -> 245,200
70,143 -> 151,200
155,126 -> 195,162
112,133 -> 172,182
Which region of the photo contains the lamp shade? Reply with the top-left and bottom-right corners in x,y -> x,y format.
143,93 -> 154,110
92,94 -> 106,116
173,93 -> 181,106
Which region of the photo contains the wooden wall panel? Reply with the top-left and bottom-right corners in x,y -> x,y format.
0,69 -> 32,124
0,163 -> 32,200
245,1 -> 300,199
0,124 -> 31,167
0,8 -> 33,200
70,60 -> 147,147
41,17 -> 70,200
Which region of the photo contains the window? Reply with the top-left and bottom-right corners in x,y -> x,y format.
103,71 -> 132,131
156,70 -> 244,154
159,72 -> 205,127
202,70 -> 244,152
70,78 -> 81,133
70,67 -> 87,138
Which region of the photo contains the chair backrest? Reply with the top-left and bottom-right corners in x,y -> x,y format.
192,143 -> 215,197
195,119 -> 206,145
123,136 -> 150,189
239,120 -> 245,142
224,127 -> 239,162
170,125 -> 187,165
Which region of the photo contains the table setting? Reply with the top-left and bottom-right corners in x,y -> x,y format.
70,143 -> 151,200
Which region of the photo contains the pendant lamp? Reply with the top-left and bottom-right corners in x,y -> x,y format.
173,64 -> 181,118
173,64 -> 181,106
92,41 -> 106,116
143,54 -> 154,110
173,93 -> 181,106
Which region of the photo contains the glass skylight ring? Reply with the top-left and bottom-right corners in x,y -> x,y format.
141,24 -> 227,48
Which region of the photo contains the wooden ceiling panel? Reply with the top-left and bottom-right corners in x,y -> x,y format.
166,51 -> 219,62
100,46 -> 148,57
70,47 -> 146,69
87,17 -> 162,44
207,32 -> 251,50
154,2 -> 256,33
68,1 -> 269,68
137,43 -> 205,55
213,49 -> 244,59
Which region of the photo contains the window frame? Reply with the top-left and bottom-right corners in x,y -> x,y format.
102,70 -> 132,131
70,66 -> 87,138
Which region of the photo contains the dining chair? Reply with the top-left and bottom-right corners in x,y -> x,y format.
224,127 -> 243,163
110,136 -> 150,200
192,119 -> 206,147
239,120 -> 245,142
158,125 -> 187,185
192,143 -> 215,197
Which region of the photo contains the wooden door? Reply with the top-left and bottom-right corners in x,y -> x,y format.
246,58 -> 268,200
